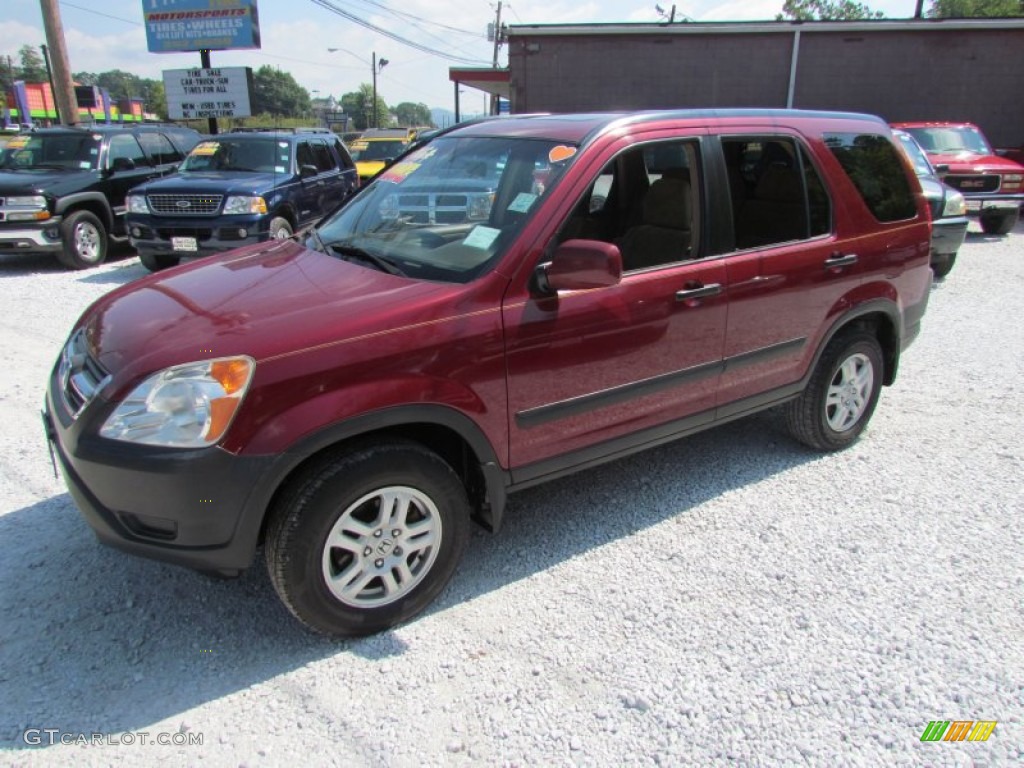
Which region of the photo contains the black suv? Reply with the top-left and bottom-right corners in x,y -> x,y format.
126,129 -> 358,271
0,124 -> 201,269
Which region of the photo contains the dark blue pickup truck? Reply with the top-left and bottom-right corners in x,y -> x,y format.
126,128 -> 358,270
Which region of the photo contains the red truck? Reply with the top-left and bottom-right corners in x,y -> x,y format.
893,121 -> 1024,235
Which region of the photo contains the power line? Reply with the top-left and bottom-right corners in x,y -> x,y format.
308,0 -> 490,65
59,1 -> 141,26
347,0 -> 482,37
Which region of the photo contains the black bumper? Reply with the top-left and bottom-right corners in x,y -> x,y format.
44,372 -> 276,574
931,216 -> 969,258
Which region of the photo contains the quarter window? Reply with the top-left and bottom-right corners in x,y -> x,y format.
825,133 -> 916,222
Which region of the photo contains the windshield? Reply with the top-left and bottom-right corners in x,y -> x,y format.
0,133 -> 101,170
349,140 -> 408,162
179,138 -> 291,173
313,135 -> 577,283
894,132 -> 934,178
904,126 -> 993,156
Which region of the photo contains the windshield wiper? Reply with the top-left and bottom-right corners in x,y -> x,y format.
324,241 -> 405,276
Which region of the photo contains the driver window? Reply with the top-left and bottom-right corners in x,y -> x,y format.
107,134 -> 147,169
558,139 -> 701,271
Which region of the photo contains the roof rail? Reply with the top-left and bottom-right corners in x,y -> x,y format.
225,126 -> 335,134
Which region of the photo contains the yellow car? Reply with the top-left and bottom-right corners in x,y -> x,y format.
348,136 -> 411,182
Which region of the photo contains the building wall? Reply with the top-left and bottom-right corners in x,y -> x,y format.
508,25 -> 1024,147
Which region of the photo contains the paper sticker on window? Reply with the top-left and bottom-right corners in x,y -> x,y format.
191,141 -> 219,156
379,162 -> 420,184
79,161 -> 91,169
278,142 -> 288,148
6,137 -> 28,148
508,192 -> 536,213
464,226 -> 501,250
548,145 -> 577,164
275,165 -> 286,173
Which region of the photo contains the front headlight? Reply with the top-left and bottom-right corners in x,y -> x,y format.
223,195 -> 268,215
4,194 -> 50,221
127,194 -> 150,214
100,357 -> 254,448
943,189 -> 967,217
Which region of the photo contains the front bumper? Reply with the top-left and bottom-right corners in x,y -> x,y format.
127,213 -> 269,258
44,366 -> 275,574
962,194 -> 1024,213
931,215 -> 969,258
0,220 -> 64,254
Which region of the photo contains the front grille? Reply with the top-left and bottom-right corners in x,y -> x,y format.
396,192 -> 473,224
59,329 -> 110,418
147,194 -> 223,215
945,175 -> 1000,194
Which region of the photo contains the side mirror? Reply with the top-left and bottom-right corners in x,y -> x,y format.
534,239 -> 622,295
300,163 -> 319,178
109,157 -> 136,173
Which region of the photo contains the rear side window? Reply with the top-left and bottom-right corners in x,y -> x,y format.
333,138 -> 355,171
136,132 -> 181,165
310,139 -> 337,173
723,136 -> 831,249
825,133 -> 916,222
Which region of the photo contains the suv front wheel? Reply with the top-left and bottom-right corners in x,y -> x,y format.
265,440 -> 471,637
57,210 -> 107,269
139,253 -> 181,272
785,330 -> 883,451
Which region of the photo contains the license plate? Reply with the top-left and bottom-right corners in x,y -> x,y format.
965,201 -> 981,212
171,236 -> 198,252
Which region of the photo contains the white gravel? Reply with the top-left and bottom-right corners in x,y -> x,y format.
1,226 -> 1022,767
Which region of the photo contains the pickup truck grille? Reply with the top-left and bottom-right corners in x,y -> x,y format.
396,193 -> 476,224
944,175 -> 1000,194
58,329 -> 110,418
147,194 -> 223,215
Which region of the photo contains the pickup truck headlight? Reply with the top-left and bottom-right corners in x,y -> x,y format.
223,195 -> 268,215
127,194 -> 150,214
943,189 -> 967,217
1001,174 -> 1023,192
4,195 -> 50,221
100,357 -> 254,448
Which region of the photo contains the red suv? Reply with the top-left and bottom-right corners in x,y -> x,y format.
44,110 -> 932,636
892,121 -> 1024,235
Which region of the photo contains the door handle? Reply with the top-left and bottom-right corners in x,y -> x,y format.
825,252 -> 858,268
675,283 -> 722,302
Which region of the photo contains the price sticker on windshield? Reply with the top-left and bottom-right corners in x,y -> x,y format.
190,141 -> 220,156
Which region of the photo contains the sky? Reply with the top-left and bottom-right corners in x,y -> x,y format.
2,0 -> 926,115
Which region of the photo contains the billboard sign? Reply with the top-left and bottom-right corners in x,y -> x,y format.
143,0 -> 261,53
163,67 -> 254,120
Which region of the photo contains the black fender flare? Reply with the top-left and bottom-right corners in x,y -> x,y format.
55,192 -> 114,232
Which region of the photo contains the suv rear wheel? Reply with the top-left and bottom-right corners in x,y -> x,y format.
265,440 -> 471,637
979,208 -> 1019,235
785,330 -> 883,451
57,211 -> 107,269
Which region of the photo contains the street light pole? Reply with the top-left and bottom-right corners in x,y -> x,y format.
371,52 -> 388,129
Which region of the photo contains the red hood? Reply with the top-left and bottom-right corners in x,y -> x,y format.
926,150 -> 1024,174
82,239 -> 465,396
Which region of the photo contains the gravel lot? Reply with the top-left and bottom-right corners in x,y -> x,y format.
1,224 -> 1022,767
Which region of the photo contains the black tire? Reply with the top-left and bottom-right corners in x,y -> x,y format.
265,440 -> 471,637
979,208 -> 1018,236
931,252 -> 956,279
138,252 -> 181,272
269,216 -> 293,240
57,210 -> 107,269
784,330 -> 884,452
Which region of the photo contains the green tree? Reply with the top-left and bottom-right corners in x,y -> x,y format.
777,0 -> 884,19
251,65 -> 311,118
341,84 -> 389,131
928,0 -> 1023,16
17,45 -> 48,82
141,80 -> 167,120
393,102 -> 434,128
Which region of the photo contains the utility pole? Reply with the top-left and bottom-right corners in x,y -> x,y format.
39,0 -> 79,125
490,1 -> 502,115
